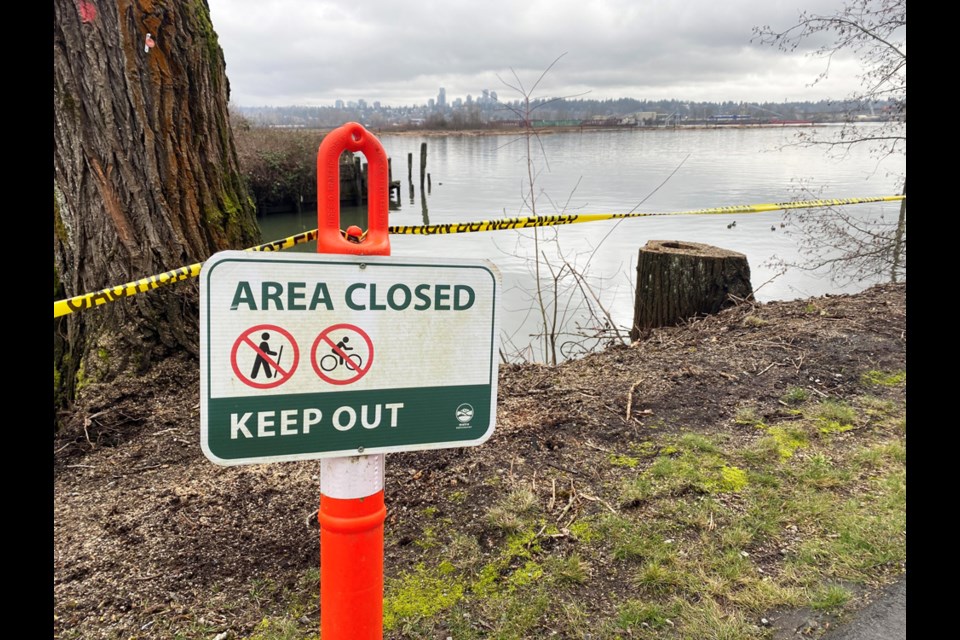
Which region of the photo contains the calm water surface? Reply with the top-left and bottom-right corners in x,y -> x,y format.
259,125 -> 904,361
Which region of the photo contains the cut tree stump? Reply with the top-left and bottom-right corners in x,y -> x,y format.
630,240 -> 752,341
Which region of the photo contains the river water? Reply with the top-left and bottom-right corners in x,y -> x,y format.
258,124 -> 904,362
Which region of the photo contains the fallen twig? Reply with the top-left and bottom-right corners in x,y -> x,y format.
757,362 -> 778,376
580,492 -> 618,515
582,440 -> 611,453
626,380 -> 643,421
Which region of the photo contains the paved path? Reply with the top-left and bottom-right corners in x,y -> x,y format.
821,577 -> 906,640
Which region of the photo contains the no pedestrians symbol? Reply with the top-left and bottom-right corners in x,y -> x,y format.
311,323 -> 374,386
231,324 -> 300,389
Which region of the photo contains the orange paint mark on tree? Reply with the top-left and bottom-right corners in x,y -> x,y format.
89,158 -> 136,249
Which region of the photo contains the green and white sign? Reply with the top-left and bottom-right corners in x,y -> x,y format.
200,251 -> 500,465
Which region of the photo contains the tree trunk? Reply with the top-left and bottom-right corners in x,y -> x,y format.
53,0 -> 260,415
630,240 -> 752,341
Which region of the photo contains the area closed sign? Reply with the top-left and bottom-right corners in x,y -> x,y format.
200,251 -> 501,465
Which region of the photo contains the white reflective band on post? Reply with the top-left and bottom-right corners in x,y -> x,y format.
320,454 -> 385,499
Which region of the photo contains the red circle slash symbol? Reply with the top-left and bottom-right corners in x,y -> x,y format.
311,324 -> 374,385
231,324 -> 299,389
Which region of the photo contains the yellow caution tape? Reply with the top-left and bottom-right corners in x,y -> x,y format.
386,196 -> 905,235
53,195 -> 904,319
52,232 -> 319,319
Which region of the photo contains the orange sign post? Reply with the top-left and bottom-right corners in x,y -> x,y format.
316,123 -> 390,639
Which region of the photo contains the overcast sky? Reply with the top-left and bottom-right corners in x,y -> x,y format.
206,0 -> 883,108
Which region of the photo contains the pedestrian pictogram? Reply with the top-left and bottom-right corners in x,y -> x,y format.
311,323 -> 374,385
231,324 -> 300,389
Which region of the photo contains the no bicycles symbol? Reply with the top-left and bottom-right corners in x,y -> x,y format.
311,323 -> 374,385
231,324 -> 300,389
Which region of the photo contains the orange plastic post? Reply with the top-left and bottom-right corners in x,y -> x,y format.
316,122 -> 390,639
316,121 -> 391,255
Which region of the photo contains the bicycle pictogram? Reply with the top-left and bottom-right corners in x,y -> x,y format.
311,324 -> 374,385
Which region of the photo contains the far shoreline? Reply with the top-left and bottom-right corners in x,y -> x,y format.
366,122 -> 822,138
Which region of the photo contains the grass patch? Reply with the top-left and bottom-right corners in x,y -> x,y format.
248,617 -> 309,640
810,583 -> 853,611
615,599 -> 679,632
486,487 -> 538,533
543,552 -> 589,585
735,405 -> 764,426
781,386 -> 809,405
366,381 -> 905,639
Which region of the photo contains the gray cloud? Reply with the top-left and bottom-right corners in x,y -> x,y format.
208,0 -> 880,106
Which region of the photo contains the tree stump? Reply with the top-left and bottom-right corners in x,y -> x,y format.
630,241 -> 752,341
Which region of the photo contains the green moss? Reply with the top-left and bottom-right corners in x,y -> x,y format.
192,0 -> 222,82
861,369 -> 906,386
717,465 -> 749,492
819,420 -> 855,434
469,528 -> 543,598
765,425 -> 809,460
415,524 -> 439,549
383,563 -> 465,631
505,560 -> 543,590
629,441 -> 659,457
471,562 -> 501,597
54,188 -> 69,243
75,360 -> 89,392
815,400 -> 857,434
569,519 -> 598,543
204,204 -> 224,225
60,90 -> 78,119
609,453 -> 640,468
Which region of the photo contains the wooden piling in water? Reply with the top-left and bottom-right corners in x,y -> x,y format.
419,142 -> 427,191
407,153 -> 413,187
353,156 -> 363,207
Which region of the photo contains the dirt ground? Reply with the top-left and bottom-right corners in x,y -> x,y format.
53,283 -> 906,639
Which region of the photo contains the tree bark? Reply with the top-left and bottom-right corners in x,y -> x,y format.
630,241 -> 752,341
54,0 -> 260,412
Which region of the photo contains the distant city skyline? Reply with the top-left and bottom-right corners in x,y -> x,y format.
207,1 -> 902,108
